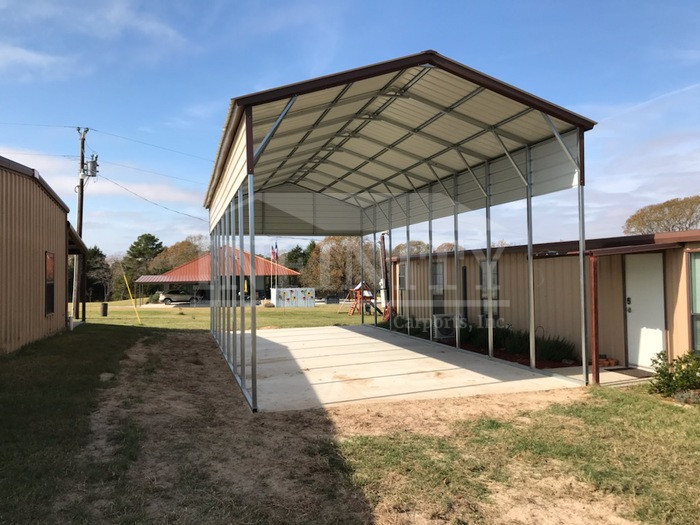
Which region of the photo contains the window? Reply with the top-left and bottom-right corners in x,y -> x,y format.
691,253 -> 700,353
398,263 -> 406,290
479,259 -> 498,325
45,252 -> 55,316
432,261 -> 444,314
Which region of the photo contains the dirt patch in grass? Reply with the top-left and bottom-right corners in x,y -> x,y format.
56,331 -> 674,524
57,331 -> 371,524
327,388 -> 589,438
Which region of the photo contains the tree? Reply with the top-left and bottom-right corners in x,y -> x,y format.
282,241 -> 316,272
624,195 -> 700,235
149,239 -> 201,274
391,240 -> 429,256
434,242 -> 464,253
117,234 -> 166,299
301,236 -> 377,296
127,233 -> 165,260
86,246 -> 112,301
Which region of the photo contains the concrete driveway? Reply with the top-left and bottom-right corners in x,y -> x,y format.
252,325 -> 579,411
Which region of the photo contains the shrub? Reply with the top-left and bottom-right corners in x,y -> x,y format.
149,293 -> 160,304
535,335 -> 577,362
650,351 -> 700,397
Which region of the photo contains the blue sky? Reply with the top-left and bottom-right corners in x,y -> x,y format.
1,0 -> 699,255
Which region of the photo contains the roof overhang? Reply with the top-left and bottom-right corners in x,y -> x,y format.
67,223 -> 87,256
205,50 -> 596,235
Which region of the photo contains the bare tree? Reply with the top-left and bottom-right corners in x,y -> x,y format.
624,195 -> 700,235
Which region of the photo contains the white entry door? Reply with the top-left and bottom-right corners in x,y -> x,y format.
625,253 -> 666,368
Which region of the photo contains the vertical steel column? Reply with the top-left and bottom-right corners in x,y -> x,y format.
373,205 -> 378,326
360,210 -> 365,325
485,162 -> 494,358
209,229 -> 214,334
214,222 -> 219,343
238,186 -> 246,388
590,254 -> 600,384
578,182 -> 589,384
527,147 -> 536,369
223,205 -> 230,362
230,194 -> 237,372
405,193 -> 411,336
428,184 -> 434,341
248,174 -> 257,410
453,174 -> 460,349
388,200 -> 393,332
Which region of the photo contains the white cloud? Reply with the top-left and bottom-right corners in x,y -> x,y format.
0,42 -> 76,81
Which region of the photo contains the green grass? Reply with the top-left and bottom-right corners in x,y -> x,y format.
84,301 -> 366,330
339,386 -> 700,524
0,324 -> 153,523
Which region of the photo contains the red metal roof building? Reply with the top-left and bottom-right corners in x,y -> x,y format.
136,249 -> 299,287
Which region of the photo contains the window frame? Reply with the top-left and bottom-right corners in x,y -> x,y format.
45,251 -> 55,316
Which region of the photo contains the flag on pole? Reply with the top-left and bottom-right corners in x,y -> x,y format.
271,243 -> 277,261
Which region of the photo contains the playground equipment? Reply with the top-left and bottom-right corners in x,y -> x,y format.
341,281 -> 380,316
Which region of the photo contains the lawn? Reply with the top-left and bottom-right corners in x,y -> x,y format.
84,301 -> 367,330
2,317 -> 699,523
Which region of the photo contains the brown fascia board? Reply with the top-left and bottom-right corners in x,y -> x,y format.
1,154 -> 70,213
205,50 -> 598,208
67,222 -> 88,255
390,230 -> 700,263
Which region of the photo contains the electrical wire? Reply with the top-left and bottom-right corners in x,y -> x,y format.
0,121 -> 214,163
91,128 -> 214,162
98,174 -> 207,222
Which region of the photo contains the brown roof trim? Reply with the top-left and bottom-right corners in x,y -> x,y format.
67,222 -> 87,255
1,155 -> 70,213
587,242 -> 683,257
390,229 -> 700,262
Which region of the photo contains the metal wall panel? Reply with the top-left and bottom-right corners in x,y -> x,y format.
210,121 -> 248,230
1,167 -> 67,353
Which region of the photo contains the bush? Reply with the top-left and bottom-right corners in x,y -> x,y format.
535,335 -> 577,362
650,351 -> 700,397
149,293 -> 161,304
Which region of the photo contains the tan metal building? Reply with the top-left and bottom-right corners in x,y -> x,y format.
1,155 -> 87,354
392,231 -> 700,369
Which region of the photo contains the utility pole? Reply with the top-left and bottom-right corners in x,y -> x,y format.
71,128 -> 89,320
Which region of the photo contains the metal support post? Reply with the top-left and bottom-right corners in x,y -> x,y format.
485,163 -> 494,358
428,184 -> 434,341
230,197 -> 237,371
578,182 -> 589,384
248,174 -> 257,410
360,210 -> 365,325
373,206 -> 378,325
238,187 -> 246,388
405,193 -> 410,335
527,147 -> 536,369
453,174 -> 460,350
388,200 -> 393,332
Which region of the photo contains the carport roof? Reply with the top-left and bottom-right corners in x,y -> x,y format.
205,50 -> 596,235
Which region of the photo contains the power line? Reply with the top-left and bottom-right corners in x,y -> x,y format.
91,128 -> 214,162
0,122 -> 77,130
0,121 -> 214,163
100,160 -> 206,185
98,174 -> 207,223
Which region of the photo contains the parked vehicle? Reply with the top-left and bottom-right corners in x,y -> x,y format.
158,290 -> 202,305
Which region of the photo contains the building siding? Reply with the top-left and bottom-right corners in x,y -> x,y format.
209,121 -> 248,231
1,166 -> 67,354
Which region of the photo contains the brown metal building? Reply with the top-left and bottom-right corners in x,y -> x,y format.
1,155 -> 87,354
392,231 -> 700,370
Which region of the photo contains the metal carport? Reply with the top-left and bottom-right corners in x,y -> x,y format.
204,50 -> 596,411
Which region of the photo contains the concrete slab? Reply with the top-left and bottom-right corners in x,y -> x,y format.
554,366 -> 653,387
252,325 -> 579,412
